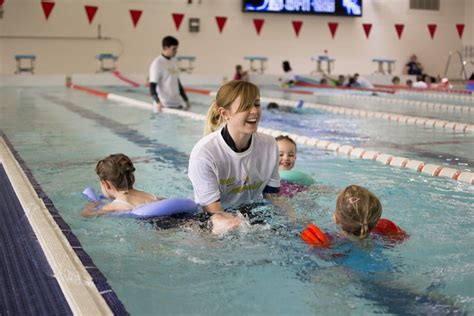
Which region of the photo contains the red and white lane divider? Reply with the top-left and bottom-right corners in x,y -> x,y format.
67,83 -> 474,185
395,89 -> 473,104
211,90 -> 473,132
261,96 -> 474,134
295,81 -> 396,94
67,83 -> 207,121
325,92 -> 473,114
276,89 -> 474,114
111,71 -> 141,87
257,126 -> 474,185
375,83 -> 472,95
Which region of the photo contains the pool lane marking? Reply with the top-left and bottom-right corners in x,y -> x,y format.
293,81 -> 473,103
212,89 -> 474,133
42,93 -> 191,170
111,70 -> 140,87
374,83 -> 473,95
268,87 -> 472,115
277,97 -> 474,133
294,80 -> 396,94
261,96 -> 474,134
328,92 -> 472,114
362,139 -> 474,167
68,84 -> 474,186
395,89 -> 473,104
0,136 -> 114,315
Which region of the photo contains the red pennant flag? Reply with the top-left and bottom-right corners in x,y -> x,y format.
456,24 -> 465,39
84,5 -> 98,24
253,19 -> 265,35
362,23 -> 372,39
328,22 -> 338,39
292,20 -> 303,37
172,13 -> 184,31
129,10 -> 142,28
394,24 -> 404,39
215,16 -> 227,33
41,1 -> 55,20
427,24 -> 437,39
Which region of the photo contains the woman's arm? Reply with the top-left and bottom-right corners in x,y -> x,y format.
202,200 -> 223,214
203,201 -> 243,234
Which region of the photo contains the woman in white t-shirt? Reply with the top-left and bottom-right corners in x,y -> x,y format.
188,81 -> 293,234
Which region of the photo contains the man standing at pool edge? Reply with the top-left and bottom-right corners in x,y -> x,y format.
149,36 -> 190,113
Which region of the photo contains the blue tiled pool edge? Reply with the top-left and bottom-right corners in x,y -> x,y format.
0,130 -> 128,315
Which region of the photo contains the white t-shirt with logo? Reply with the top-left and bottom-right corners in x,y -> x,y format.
188,130 -> 280,208
149,55 -> 182,108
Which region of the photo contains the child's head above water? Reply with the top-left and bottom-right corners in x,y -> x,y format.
95,153 -> 136,198
334,185 -> 382,239
276,135 -> 297,170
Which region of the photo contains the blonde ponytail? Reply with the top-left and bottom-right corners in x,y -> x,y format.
204,101 -> 224,135
335,185 -> 382,239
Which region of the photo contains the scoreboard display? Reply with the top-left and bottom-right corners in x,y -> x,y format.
243,0 -> 362,17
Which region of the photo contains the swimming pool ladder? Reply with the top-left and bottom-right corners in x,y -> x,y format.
443,50 -> 469,82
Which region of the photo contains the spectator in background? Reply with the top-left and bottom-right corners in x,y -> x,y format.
233,64 -> 249,81
346,76 -> 357,88
404,54 -> 424,76
412,75 -> 428,88
280,60 -> 296,86
391,76 -> 401,85
406,79 -> 413,87
354,73 -> 374,89
323,73 -> 345,86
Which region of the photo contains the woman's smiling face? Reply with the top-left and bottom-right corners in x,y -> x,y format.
224,95 -> 261,135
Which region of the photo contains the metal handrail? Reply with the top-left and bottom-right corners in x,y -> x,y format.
444,50 -> 468,83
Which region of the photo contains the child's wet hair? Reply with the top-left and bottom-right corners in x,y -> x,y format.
335,185 -> 382,239
275,135 -> 297,152
95,153 -> 136,191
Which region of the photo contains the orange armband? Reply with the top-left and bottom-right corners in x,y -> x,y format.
301,223 -> 331,248
372,218 -> 408,241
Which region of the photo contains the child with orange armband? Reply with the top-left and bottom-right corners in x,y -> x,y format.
301,184 -> 407,247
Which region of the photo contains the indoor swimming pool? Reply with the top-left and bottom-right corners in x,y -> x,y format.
1,84 -> 473,315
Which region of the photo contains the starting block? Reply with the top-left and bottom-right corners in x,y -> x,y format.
96,53 -> 118,72
372,58 -> 396,75
14,54 -> 36,74
311,55 -> 335,74
177,56 -> 196,73
244,56 -> 268,74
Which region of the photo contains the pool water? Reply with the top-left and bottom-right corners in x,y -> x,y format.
1,86 -> 473,315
